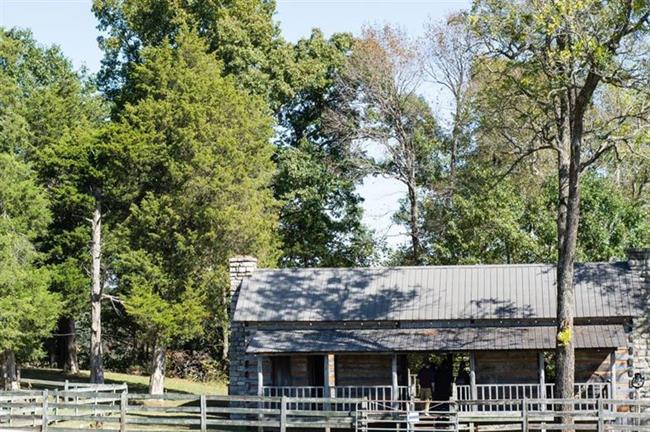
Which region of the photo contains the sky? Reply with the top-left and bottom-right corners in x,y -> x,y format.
0,0 -> 471,249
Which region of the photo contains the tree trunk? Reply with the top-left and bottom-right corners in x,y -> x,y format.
63,317 -> 80,374
407,182 -> 421,264
1,351 -> 19,390
90,198 -> 104,384
149,342 -> 166,395
555,112 -> 583,423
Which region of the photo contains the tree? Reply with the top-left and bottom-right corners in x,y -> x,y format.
422,14 -> 477,187
112,29 -> 278,394
471,0 -> 650,404
329,25 -> 445,265
0,27 -> 111,376
93,0 -> 292,107
0,153 -> 60,389
275,30 -> 375,267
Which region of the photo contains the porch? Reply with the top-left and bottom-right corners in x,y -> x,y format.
254,348 -> 623,412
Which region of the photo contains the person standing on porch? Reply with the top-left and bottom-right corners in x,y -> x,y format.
417,361 -> 436,413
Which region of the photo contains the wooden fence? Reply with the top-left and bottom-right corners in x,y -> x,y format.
0,390 -> 361,432
1,391 -> 650,431
19,379 -> 128,394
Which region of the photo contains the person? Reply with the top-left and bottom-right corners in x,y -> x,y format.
417,361 -> 436,413
456,361 -> 470,386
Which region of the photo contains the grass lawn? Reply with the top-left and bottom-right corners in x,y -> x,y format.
22,367 -> 227,395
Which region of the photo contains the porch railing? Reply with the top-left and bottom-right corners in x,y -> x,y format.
262,385 -> 410,411
455,382 -> 610,411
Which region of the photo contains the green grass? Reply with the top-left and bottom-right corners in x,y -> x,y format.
22,367 -> 227,395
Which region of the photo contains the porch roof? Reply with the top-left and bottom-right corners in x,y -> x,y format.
246,324 -> 627,354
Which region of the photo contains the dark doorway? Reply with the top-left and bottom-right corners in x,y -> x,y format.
271,356 -> 291,386
307,355 -> 325,386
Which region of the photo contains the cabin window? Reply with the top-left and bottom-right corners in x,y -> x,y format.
271,356 -> 291,386
307,356 -> 325,387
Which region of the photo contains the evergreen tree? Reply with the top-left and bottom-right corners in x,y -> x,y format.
93,0 -> 292,106
0,28 -> 110,375
0,153 -> 60,389
112,29 -> 278,394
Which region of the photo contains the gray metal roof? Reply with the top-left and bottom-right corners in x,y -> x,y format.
246,324 -> 628,353
233,262 -> 642,322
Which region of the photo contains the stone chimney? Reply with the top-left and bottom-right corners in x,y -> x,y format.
628,248 -> 650,278
629,248 -> 650,398
227,256 -> 257,394
229,255 -> 258,295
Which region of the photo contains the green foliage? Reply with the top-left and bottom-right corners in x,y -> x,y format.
275,30 -> 376,267
0,28 -> 109,321
0,153 -> 60,361
112,29 -> 278,349
418,162 -> 650,265
93,0 -> 292,106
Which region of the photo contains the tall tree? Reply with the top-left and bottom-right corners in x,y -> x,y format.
112,29 -> 278,394
0,28 -> 110,376
275,30 -> 375,267
93,0 -> 292,107
0,153 -> 60,389
422,14 -> 477,187
471,0 -> 650,405
329,25 -> 444,264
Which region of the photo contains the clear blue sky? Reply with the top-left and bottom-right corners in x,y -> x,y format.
0,0 -> 470,249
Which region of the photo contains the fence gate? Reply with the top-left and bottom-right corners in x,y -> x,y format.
356,403 -> 459,432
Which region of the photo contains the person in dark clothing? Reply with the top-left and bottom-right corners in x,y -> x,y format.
417,362 -> 436,412
456,361 -> 470,386
435,355 -> 453,401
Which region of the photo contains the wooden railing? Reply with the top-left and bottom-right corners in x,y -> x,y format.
263,385 -> 410,411
455,382 -> 609,411
1,390 -> 650,431
20,378 -> 128,393
357,398 -> 650,432
0,390 -> 363,431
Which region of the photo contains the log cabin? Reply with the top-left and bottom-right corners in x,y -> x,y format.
228,249 -> 650,406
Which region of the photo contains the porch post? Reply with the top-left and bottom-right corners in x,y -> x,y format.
391,354 -> 399,407
538,352 -> 546,398
469,352 -> 477,411
609,351 -> 617,400
257,356 -> 264,397
324,354 -> 335,397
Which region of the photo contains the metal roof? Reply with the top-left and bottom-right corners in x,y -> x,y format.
233,262 -> 642,322
246,324 -> 628,353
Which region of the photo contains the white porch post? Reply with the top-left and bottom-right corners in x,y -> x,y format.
324,354 -> 335,397
538,352 -> 546,398
469,352 -> 477,412
609,351 -> 617,400
391,354 -> 399,407
257,356 -> 264,397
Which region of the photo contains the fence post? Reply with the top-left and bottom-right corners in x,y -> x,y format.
53,389 -> 59,420
597,398 -> 604,432
280,396 -> 287,432
64,380 -> 69,404
200,394 -> 207,432
522,396 -> 528,432
41,389 -> 48,432
120,391 -> 127,432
